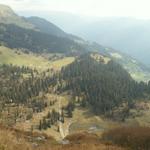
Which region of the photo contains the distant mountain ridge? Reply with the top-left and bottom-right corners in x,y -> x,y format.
44,14 -> 150,66
76,18 -> 150,66
27,16 -> 85,42
0,4 -> 35,29
0,4 -> 87,54
0,4 -> 150,81
27,16 -> 67,37
0,23 -> 87,54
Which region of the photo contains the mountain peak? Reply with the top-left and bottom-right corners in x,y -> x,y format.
0,4 -> 35,29
0,4 -> 15,17
0,4 -> 12,10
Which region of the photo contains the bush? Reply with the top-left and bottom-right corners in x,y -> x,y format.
102,127 -> 150,150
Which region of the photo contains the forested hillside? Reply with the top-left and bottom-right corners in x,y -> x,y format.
0,23 -> 86,53
0,64 -> 53,104
56,53 -> 150,115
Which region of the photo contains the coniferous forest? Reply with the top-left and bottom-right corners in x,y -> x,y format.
0,23 -> 86,53
0,64 -> 54,104
1,54 -> 150,118
56,54 -> 150,115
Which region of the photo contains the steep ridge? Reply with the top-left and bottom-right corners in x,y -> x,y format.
27,16 -> 67,37
0,4 -> 35,29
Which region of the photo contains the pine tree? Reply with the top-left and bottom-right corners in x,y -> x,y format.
39,120 -> 42,130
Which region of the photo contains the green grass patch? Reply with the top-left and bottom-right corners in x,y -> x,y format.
0,46 -> 75,71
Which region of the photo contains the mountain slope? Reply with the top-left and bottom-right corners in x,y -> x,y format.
0,46 -> 51,70
0,23 -> 86,54
27,16 -> 67,37
56,53 -> 146,115
86,43 -> 150,82
27,16 -> 85,42
0,4 -> 150,81
0,4 -> 35,29
0,46 -> 75,71
104,47 -> 150,82
0,5 -> 87,54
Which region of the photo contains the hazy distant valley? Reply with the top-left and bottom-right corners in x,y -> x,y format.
33,12 -> 150,66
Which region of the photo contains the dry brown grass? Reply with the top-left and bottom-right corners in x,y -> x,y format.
0,125 -> 126,150
0,124 -> 57,150
66,132 -> 100,144
0,127 -> 32,150
57,132 -> 125,150
54,143 -> 125,150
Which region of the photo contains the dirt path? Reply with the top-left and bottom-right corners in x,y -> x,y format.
58,97 -> 65,139
58,96 -> 73,139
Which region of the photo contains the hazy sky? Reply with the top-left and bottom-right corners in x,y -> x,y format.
0,0 -> 150,19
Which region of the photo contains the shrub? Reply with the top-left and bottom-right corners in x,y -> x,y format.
102,126 -> 150,150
